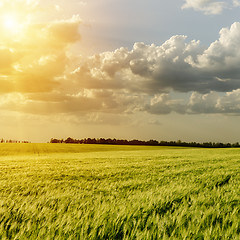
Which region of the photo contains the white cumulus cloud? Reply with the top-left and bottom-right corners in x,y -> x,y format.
182,0 -> 239,15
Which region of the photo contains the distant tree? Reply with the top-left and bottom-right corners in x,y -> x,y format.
50,138 -> 60,143
147,139 -> 159,145
49,137 -> 240,148
65,137 -> 75,144
232,142 -> 240,148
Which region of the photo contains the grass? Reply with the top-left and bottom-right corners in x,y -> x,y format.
0,143 -> 239,239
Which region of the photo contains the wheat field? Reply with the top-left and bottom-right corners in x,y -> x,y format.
0,143 -> 239,239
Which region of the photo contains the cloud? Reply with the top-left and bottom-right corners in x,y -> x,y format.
182,0 -> 239,15
3,21 -> 240,118
144,90 -> 240,115
2,2 -> 240,120
0,92 -> 102,115
182,0 -> 226,15
0,0 -> 39,10
6,86 -> 240,117
47,15 -> 81,43
217,89 -> 240,113
0,89 -> 142,117
71,23 -> 240,94
144,94 -> 186,115
188,90 -> 240,114
196,22 -> 240,71
68,21 -> 240,117
188,91 -> 220,113
0,14 -> 81,94
0,48 -> 14,72
233,0 -> 240,6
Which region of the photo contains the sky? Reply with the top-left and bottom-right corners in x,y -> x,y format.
1,0 -> 240,143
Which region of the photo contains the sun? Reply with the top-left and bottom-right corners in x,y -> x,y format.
2,14 -> 21,33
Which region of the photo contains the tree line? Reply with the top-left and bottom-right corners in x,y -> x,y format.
50,137 -> 240,148
0,139 -> 30,143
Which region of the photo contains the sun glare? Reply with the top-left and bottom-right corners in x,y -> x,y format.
2,14 -> 20,33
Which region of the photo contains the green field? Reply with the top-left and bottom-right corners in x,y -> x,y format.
0,143 -> 239,239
